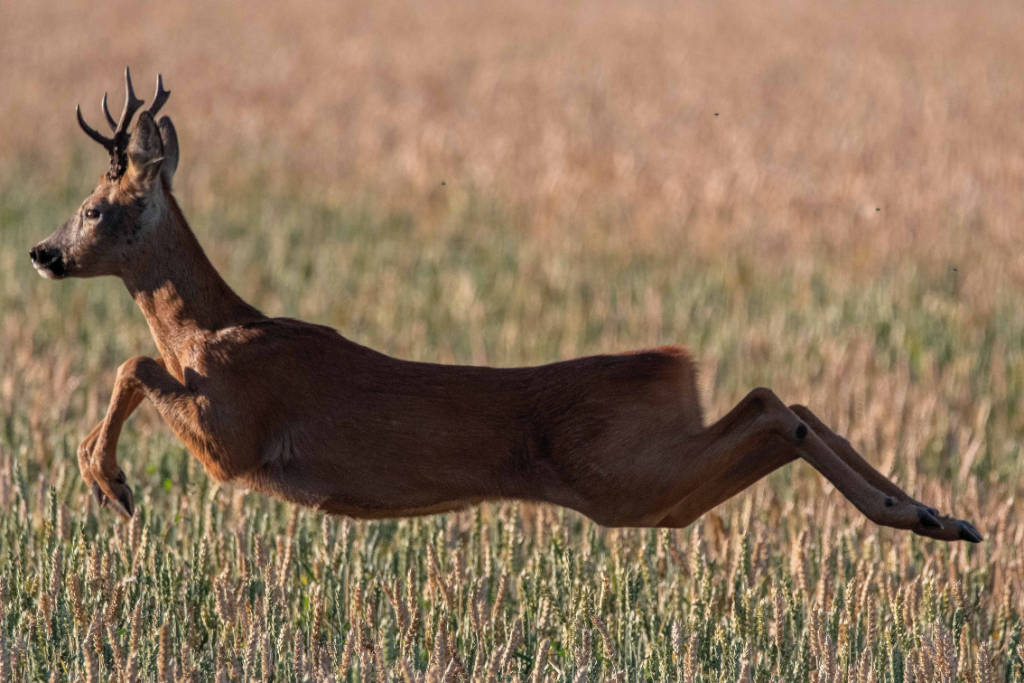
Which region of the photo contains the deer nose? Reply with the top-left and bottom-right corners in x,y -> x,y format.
30,245 -> 65,274
30,246 -> 56,266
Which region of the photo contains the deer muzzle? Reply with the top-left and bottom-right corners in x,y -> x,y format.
29,243 -> 68,279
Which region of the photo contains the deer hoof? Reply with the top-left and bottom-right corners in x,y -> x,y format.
957,521 -> 982,543
113,486 -> 134,518
89,472 -> 134,519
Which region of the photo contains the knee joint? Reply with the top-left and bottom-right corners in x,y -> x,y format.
747,389 -> 808,442
117,356 -> 155,381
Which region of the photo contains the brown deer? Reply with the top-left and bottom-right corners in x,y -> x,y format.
30,69 -> 981,543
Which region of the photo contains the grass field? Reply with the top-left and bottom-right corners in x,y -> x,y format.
3,0 -> 1024,680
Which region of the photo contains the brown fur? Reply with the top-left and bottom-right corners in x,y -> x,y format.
31,81 -> 981,543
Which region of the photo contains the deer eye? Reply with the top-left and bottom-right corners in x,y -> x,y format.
84,208 -> 101,220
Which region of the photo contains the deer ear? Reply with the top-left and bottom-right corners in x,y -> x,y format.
156,116 -> 179,188
125,111 -> 164,190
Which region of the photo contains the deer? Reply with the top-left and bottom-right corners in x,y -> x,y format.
29,68 -> 981,543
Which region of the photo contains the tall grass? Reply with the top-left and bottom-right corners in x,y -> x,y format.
2,173 -> 1023,680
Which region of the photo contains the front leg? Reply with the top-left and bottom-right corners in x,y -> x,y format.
79,358 -> 164,516
85,356 -> 209,519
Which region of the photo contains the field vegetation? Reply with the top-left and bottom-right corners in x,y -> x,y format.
1,0 -> 1023,679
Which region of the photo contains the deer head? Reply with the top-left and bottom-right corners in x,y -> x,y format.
30,68 -> 179,279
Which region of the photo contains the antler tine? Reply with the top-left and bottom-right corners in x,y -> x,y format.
76,67 -> 157,179
101,92 -> 117,131
114,66 -> 145,136
76,104 -> 115,152
148,74 -> 171,117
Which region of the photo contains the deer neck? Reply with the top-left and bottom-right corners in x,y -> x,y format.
121,194 -> 263,372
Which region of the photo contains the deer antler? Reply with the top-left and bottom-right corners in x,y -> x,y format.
148,74 -> 171,118
76,67 -> 168,180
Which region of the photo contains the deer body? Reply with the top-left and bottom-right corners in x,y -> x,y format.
30,70 -> 981,543
122,201 -> 706,521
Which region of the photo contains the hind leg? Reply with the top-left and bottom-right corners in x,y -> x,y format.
789,404 -> 982,542
656,438 -> 795,527
647,388 -> 979,542
788,404 -> 921,505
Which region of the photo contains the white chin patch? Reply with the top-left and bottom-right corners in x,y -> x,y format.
32,262 -> 59,279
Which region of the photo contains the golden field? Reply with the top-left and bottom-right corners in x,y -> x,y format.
1,0 -> 1022,679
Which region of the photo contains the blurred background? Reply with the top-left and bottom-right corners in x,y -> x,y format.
2,0 -> 1023,679
5,0 -> 1024,272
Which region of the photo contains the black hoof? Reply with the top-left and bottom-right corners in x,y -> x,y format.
918,508 -> 942,528
117,488 -> 134,518
957,521 -> 982,543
